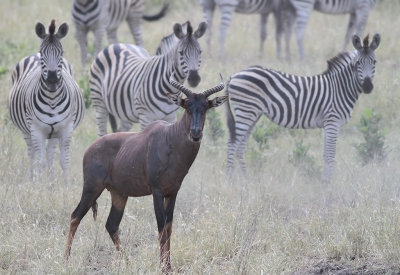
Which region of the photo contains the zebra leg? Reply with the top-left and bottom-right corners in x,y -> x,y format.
30,128 -> 46,179
93,26 -> 106,57
75,26 -> 88,68
92,98 -> 109,136
199,0 -> 215,56
106,27 -> 118,45
343,13 -> 357,50
217,3 -> 236,58
59,125 -> 74,184
118,120 -> 134,132
292,2 -> 314,60
322,123 -> 339,182
24,135 -> 34,180
259,13 -> 269,58
126,8 -> 144,46
46,138 -> 58,177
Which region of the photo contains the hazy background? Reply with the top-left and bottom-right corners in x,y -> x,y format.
0,0 -> 400,273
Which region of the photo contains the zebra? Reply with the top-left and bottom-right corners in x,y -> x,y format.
200,0 -> 282,58
225,33 -> 380,181
283,0 -> 377,60
72,0 -> 169,68
89,21 -> 206,136
9,20 -> 85,180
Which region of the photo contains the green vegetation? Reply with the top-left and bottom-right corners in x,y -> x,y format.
354,108 -> 387,165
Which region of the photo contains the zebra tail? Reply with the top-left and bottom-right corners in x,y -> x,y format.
109,113 -> 118,133
142,1 -> 169,21
225,79 -> 236,144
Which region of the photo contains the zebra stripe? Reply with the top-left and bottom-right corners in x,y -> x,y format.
200,0 -> 286,58
89,22 -> 206,136
225,33 -> 380,181
9,21 -> 85,180
285,0 -> 377,60
71,0 -> 168,68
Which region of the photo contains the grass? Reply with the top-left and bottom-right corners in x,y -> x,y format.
1,0 -> 400,274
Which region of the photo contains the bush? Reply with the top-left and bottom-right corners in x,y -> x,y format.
252,118 -> 281,151
288,136 -> 319,177
206,108 -> 224,143
354,108 -> 387,166
77,75 -> 92,109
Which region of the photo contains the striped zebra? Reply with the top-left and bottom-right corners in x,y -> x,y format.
225,33 -> 380,181
89,21 -> 206,136
72,0 -> 168,68
9,20 -> 85,180
284,0 -> 377,60
200,0 -> 286,58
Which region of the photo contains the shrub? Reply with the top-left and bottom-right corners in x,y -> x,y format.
289,138 -> 319,177
206,108 -> 224,143
252,118 -> 281,151
354,108 -> 387,166
77,75 -> 92,109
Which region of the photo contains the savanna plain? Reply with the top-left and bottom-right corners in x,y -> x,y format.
1,0 -> 400,274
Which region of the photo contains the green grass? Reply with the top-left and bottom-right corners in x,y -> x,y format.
1,0 -> 400,274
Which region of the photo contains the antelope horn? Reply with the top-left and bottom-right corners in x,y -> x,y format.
169,75 -> 193,97
203,73 -> 225,98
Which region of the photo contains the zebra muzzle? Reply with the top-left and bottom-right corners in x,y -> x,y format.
187,70 -> 201,87
362,77 -> 373,94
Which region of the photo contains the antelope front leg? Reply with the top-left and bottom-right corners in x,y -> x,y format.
322,123 -> 339,182
153,190 -> 177,273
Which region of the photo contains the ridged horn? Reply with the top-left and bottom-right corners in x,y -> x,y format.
169,75 -> 193,96
203,73 -> 225,98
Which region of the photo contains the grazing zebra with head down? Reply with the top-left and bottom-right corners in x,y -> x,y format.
225,33 -> 380,181
72,0 -> 169,68
200,0 -> 286,58
284,0 -> 377,60
90,21 -> 206,136
9,20 -> 85,180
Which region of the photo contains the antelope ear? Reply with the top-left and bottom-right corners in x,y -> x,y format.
209,95 -> 228,108
167,93 -> 184,107
193,22 -> 207,39
35,22 -> 47,39
370,33 -> 381,51
352,35 -> 363,51
173,23 -> 185,39
56,22 -> 69,39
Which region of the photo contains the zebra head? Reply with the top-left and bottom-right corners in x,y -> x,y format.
173,21 -> 207,87
35,20 -> 68,92
352,33 -> 380,94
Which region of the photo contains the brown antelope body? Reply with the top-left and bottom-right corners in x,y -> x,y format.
65,75 -> 227,272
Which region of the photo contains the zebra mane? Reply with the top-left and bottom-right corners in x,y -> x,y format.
186,21 -> 193,36
325,52 -> 354,74
49,19 -> 56,35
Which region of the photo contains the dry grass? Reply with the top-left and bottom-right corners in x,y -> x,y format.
1,0 -> 400,274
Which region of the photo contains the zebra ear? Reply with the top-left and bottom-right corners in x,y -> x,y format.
173,23 -> 185,39
56,23 -> 69,39
35,22 -> 47,39
166,93 -> 184,107
370,33 -> 381,51
193,22 -> 207,39
352,35 -> 363,51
